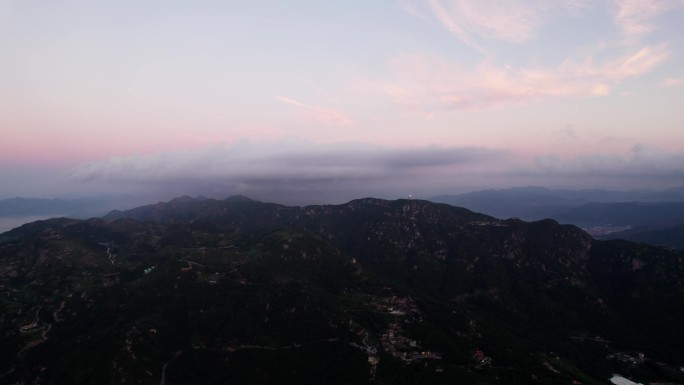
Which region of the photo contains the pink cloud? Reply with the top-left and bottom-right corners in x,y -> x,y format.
657,77 -> 684,88
381,43 -> 669,112
275,96 -> 353,127
425,0 -> 548,46
405,0 -> 682,48
416,0 -> 596,46
612,0 -> 668,40
566,44 -> 670,80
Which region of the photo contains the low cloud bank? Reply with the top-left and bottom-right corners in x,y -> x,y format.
66,141 -> 684,204
67,140 -> 504,203
69,140 -> 503,182
534,145 -> 684,177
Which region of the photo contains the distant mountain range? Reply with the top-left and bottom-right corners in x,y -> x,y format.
0,196 -> 153,233
431,186 -> 684,220
1,196 -> 683,384
3,186 -> 684,249
431,186 -> 684,249
0,196 -> 152,218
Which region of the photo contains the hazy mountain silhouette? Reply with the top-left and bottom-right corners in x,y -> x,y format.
431,186 -> 684,249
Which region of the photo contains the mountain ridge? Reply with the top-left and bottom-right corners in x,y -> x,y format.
1,196 -> 683,384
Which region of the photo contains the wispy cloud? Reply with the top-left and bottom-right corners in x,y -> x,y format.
427,0 -> 548,44
612,0 -> 668,41
409,0 -> 592,49
423,0 -> 486,51
381,43 -> 669,112
275,96 -> 352,127
392,0 -> 676,114
406,0 -> 678,47
657,77 -> 684,88
597,44 -> 670,78
398,0 -> 435,25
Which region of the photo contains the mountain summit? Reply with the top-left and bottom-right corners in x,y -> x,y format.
1,197 -> 683,384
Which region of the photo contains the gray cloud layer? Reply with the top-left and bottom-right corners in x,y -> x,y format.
65,141 -> 684,204
534,145 -> 684,177
67,141 -> 505,202
69,141 -> 503,183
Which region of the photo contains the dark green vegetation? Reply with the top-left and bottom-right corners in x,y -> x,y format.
2,196 -> 684,384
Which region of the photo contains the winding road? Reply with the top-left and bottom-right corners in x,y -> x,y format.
99,243 -> 116,265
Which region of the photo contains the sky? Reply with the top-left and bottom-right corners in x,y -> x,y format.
1,0 -> 684,203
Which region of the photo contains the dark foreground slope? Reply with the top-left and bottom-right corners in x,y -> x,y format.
1,197 -> 683,385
